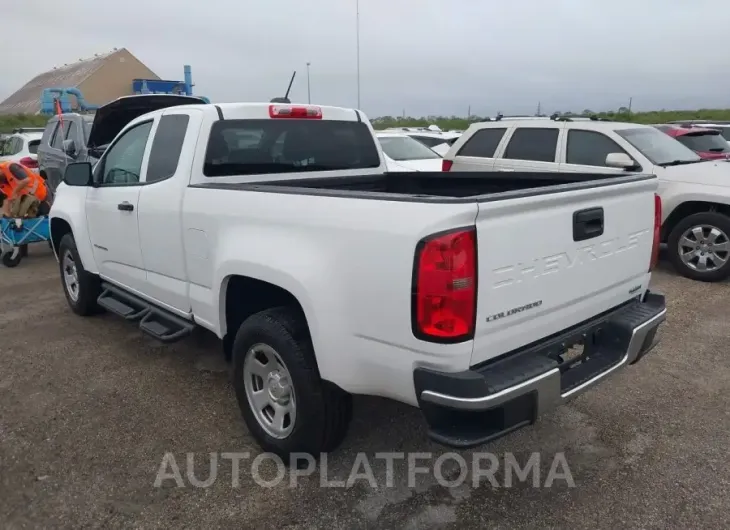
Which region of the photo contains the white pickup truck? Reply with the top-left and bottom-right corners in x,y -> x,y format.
50,98 -> 667,458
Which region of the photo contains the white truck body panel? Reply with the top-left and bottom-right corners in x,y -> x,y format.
50,102 -> 661,411
472,178 -> 655,365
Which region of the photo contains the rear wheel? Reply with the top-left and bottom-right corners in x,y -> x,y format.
667,212 -> 730,282
231,306 -> 352,461
58,233 -> 102,315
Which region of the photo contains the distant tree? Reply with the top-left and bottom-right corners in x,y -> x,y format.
617,106 -> 630,114
582,109 -> 593,116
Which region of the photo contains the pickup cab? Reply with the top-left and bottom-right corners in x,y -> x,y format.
50,101 -> 667,458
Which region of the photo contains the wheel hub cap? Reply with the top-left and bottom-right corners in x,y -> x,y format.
678,224 -> 730,272
242,343 -> 296,439
267,372 -> 291,403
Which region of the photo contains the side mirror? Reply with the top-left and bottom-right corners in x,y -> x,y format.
63,162 -> 93,187
62,139 -> 77,157
605,152 -> 638,170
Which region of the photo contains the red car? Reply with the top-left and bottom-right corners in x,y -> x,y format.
654,124 -> 730,160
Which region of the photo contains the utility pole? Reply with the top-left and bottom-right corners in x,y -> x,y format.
628,97 -> 633,114
356,0 -> 361,109
536,101 -> 541,116
467,105 -> 471,119
306,62 -> 311,104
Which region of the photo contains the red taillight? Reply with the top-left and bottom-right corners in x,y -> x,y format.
442,159 -> 453,172
19,156 -> 38,169
650,193 -> 662,271
269,105 -> 322,119
413,228 -> 477,342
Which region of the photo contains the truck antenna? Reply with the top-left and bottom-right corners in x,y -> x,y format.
270,70 -> 297,104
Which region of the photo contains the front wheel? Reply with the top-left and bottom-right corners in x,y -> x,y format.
231,306 -> 352,461
667,212 -> 730,282
58,233 -> 102,315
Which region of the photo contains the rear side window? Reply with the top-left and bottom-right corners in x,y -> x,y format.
146,115 -> 190,182
204,119 -> 380,177
566,130 -> 633,167
457,128 -> 506,157
27,140 -> 40,155
503,128 -> 559,162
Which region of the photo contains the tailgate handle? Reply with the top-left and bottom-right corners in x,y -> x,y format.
573,207 -> 604,241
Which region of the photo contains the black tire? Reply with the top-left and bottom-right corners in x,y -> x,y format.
667,211 -> 730,282
2,248 -> 22,268
58,233 -> 102,315
231,306 -> 352,461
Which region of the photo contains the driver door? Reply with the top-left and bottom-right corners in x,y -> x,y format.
86,119 -> 155,293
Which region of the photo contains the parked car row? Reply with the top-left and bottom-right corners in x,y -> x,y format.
24,95 -> 730,285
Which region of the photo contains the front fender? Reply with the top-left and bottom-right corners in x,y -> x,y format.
50,185 -> 97,273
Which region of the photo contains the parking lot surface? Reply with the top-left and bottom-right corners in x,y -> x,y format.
1,245 -> 729,529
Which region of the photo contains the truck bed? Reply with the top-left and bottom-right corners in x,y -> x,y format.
195,171 -> 654,203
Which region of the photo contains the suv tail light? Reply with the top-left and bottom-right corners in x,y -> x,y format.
650,193 -> 661,271
269,105 -> 322,119
442,159 -> 453,172
412,227 -> 477,342
19,156 -> 38,169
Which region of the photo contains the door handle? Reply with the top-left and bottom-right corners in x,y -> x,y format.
118,202 -> 134,212
573,207 -> 604,241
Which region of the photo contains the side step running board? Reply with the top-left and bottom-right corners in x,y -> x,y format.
97,282 -> 195,343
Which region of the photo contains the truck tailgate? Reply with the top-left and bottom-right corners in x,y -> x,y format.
471,177 -> 658,366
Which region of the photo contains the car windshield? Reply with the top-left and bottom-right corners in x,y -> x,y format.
378,136 -> 441,160
676,132 -> 730,153
616,127 -> 702,166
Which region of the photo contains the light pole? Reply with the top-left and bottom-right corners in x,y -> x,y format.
356,0 -> 361,109
306,62 -> 311,104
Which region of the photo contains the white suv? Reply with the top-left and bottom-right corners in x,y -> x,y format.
444,118 -> 730,282
0,128 -> 45,173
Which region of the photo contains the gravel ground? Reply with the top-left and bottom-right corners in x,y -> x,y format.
1,245 -> 728,529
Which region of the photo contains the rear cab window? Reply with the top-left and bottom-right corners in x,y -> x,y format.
203,119 -> 381,177
503,128 -> 559,162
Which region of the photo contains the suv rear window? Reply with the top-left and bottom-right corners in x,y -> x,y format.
28,140 -> 40,155
678,131 -> 730,153
204,120 -> 380,177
